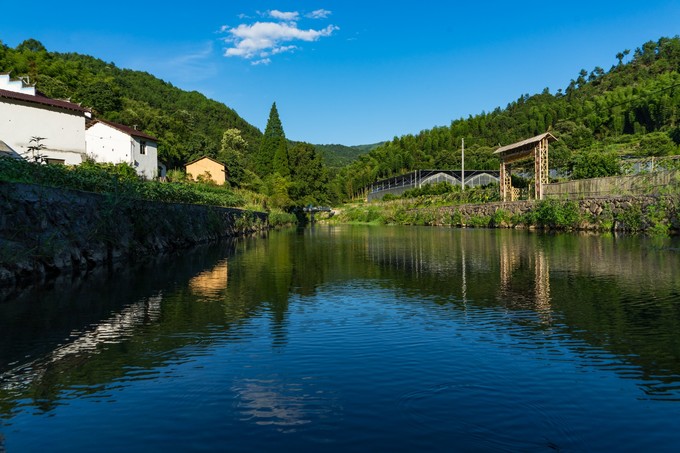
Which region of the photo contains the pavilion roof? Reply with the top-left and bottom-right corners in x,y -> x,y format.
494,132 -> 557,156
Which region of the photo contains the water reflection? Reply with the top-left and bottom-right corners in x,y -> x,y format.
499,240 -> 552,324
1,226 -> 679,429
358,227 -> 679,399
0,241 -> 238,417
189,260 -> 228,301
233,377 -> 338,432
0,294 -> 162,394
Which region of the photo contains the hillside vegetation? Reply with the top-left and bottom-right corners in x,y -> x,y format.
313,143 -> 383,169
333,36 -> 680,199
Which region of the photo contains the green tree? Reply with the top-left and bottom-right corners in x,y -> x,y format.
219,128 -> 248,186
16,39 -> 46,53
75,78 -> 123,114
638,132 -> 677,156
288,143 -> 330,205
570,152 -> 621,179
263,173 -> 292,209
273,140 -> 290,177
669,126 -> 680,146
256,102 -> 288,176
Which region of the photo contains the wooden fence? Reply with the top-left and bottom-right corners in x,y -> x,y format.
543,171 -> 679,199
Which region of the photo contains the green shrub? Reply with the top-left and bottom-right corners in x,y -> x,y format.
466,215 -> 491,228
402,182 -> 457,198
268,209 -> 297,227
570,152 -> 621,179
447,210 -> 463,226
638,132 -> 677,157
532,200 -> 581,229
0,157 -> 246,208
616,204 -> 643,231
490,209 -> 512,227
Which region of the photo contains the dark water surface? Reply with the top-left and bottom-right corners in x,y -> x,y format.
1,226 -> 680,452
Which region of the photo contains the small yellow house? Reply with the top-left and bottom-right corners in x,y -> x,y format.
185,156 -> 227,185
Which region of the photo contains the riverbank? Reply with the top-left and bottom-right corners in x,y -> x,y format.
332,194 -> 679,235
0,181 -> 268,289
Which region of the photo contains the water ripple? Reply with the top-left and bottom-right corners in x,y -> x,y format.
398,383 -> 583,451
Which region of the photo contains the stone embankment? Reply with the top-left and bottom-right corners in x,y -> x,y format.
0,182 -> 267,288
437,195 -> 678,231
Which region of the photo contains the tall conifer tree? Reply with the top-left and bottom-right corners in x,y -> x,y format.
256,102 -> 289,176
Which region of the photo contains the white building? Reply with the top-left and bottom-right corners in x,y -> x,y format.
0,73 -> 88,165
85,119 -> 159,179
0,139 -> 21,159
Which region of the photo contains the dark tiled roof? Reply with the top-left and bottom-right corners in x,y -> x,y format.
87,119 -> 159,142
0,88 -> 87,113
185,156 -> 225,168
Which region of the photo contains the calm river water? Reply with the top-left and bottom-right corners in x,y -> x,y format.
1,226 -> 680,452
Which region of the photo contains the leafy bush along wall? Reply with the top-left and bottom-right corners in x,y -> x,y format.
336,196 -> 678,235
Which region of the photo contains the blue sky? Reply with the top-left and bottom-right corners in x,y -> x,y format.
2,1 -> 679,145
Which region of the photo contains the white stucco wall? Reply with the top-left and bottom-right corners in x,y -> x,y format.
86,122 -> 158,179
131,137 -> 158,179
0,74 -> 36,95
85,122 -> 134,166
0,98 -> 86,165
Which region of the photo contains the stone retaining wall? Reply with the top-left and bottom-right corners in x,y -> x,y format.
0,182 -> 267,287
435,195 -> 678,231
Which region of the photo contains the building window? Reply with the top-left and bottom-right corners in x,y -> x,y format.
140,140 -> 146,155
45,158 -> 65,165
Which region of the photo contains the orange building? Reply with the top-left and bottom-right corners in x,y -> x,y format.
185,156 -> 227,185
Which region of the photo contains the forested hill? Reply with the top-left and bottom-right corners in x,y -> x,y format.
332,36 -> 680,199
0,39 -> 262,168
314,142 -> 383,169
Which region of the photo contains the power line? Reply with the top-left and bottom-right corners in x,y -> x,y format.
597,80 -> 680,110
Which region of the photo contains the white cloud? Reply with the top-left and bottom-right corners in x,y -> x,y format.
252,58 -> 271,66
307,9 -> 331,19
269,10 -> 299,21
222,17 -> 339,62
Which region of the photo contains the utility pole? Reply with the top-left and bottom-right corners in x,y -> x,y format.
461,137 -> 465,191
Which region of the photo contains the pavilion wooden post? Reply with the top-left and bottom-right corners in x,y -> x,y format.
500,161 -> 513,202
534,136 -> 550,200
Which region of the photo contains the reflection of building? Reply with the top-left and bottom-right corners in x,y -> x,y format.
498,239 -> 552,323
189,261 -> 229,298
0,294 -> 162,392
534,250 -> 551,312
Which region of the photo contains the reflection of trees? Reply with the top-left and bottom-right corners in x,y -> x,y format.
360,227 -> 680,398
2,227 -> 680,418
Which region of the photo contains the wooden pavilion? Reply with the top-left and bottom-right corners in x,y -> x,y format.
494,132 -> 557,201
